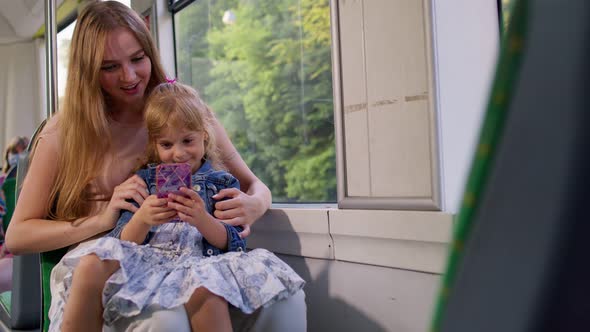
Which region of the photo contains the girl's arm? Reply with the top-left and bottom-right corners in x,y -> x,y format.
119,214 -> 151,244
5,135 -> 115,254
210,116 -> 272,237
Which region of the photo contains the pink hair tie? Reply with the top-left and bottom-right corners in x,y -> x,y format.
166,77 -> 177,84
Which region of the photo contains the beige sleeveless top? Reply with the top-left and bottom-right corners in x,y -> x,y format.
37,113 -> 148,216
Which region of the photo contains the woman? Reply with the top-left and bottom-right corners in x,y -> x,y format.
5,1 -> 305,331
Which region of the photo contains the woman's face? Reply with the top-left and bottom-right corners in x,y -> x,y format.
99,28 -> 152,109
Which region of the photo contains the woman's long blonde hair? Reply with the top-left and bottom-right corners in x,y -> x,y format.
143,82 -> 223,170
50,1 -> 166,220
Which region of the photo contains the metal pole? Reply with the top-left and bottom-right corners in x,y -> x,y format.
45,0 -> 58,118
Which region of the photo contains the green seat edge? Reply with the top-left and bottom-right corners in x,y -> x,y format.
0,291 -> 11,316
1,177 -> 16,233
41,248 -> 68,332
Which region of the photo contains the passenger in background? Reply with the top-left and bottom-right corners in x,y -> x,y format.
0,135 -> 28,293
2,135 -> 29,174
5,1 -> 306,331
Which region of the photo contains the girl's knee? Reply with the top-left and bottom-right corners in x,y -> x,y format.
73,255 -> 118,287
193,287 -> 223,301
186,287 -> 227,312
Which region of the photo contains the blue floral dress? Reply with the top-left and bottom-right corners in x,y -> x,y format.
48,162 -> 305,331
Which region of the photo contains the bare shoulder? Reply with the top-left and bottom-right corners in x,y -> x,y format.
33,113 -> 62,158
38,113 -> 61,141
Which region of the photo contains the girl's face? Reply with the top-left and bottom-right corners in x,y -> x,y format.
99,28 -> 152,109
156,126 -> 207,173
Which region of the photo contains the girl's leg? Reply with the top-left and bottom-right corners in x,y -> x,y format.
61,254 -> 120,332
184,287 -> 232,332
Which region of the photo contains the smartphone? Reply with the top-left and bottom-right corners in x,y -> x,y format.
156,163 -> 192,199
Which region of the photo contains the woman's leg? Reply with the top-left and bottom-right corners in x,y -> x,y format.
106,305 -> 190,332
110,289 -> 307,332
184,287 -> 232,332
61,254 -> 119,332
229,289 -> 307,332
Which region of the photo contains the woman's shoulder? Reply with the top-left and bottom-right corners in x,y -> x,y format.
33,114 -> 61,156
37,113 -> 61,142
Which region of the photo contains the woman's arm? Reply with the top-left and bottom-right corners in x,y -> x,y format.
209,116 -> 272,236
5,135 -> 113,254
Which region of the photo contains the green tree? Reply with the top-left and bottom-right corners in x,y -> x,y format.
177,0 -> 335,202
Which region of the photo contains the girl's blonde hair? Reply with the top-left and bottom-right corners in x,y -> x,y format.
144,82 -> 223,170
50,1 -> 167,220
3,136 -> 29,173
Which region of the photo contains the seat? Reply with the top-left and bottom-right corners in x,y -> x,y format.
0,121 -> 47,332
1,169 -> 16,234
433,0 -> 590,330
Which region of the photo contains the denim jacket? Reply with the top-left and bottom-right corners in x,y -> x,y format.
106,160 -> 246,256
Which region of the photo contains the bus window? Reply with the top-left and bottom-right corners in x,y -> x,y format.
172,0 -> 336,204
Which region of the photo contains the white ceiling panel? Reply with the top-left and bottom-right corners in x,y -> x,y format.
0,0 -> 64,44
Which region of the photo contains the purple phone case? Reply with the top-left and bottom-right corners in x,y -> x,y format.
156,163 -> 192,199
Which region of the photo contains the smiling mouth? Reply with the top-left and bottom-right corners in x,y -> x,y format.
121,82 -> 139,90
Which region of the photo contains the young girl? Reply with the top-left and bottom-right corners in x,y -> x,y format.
49,82 -> 305,332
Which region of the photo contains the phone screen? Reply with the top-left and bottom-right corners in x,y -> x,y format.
156,163 -> 192,199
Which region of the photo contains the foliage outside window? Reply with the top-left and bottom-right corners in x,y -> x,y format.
174,0 -> 335,203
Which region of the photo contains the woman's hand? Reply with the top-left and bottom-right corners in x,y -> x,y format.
211,188 -> 266,238
167,188 -> 210,227
100,175 -> 149,230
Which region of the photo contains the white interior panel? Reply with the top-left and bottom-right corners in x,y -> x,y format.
343,110 -> 371,196
330,209 -> 452,242
338,0 -> 371,196
432,0 -> 500,212
368,101 -> 432,197
330,209 -> 452,272
337,0 -> 437,204
247,208 -> 334,259
364,0 -> 433,198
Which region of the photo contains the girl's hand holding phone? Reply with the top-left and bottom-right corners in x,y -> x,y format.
122,195 -> 177,243
132,195 -> 178,226
167,188 -> 211,227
